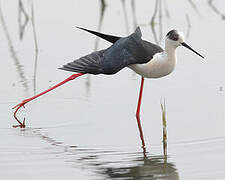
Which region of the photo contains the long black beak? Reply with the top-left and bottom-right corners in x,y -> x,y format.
181,42 -> 204,59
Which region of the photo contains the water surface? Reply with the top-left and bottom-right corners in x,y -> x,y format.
0,0 -> 225,179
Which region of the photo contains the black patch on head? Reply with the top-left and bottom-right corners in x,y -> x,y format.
166,30 -> 179,41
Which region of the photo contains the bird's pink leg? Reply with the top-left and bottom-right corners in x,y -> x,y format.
136,77 -> 146,154
12,73 -> 85,128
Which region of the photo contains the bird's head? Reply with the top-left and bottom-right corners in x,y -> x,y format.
166,30 -> 204,58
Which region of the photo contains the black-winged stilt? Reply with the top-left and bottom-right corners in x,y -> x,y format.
13,27 -> 204,149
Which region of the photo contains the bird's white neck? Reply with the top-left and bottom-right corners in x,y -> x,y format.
164,40 -> 177,59
128,41 -> 178,79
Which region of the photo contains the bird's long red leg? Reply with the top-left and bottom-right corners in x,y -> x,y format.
12,73 -> 85,128
136,77 -> 146,154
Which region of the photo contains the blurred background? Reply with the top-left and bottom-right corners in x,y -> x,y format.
0,0 -> 225,179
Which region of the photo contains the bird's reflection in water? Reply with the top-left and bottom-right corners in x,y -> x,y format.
16,127 -> 63,146
16,128 -> 178,179
103,157 -> 178,179
91,155 -> 178,179
67,147 -> 179,180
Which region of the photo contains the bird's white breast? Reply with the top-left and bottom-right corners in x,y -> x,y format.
128,52 -> 176,78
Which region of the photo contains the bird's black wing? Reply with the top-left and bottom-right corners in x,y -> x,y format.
142,40 -> 163,60
76,26 -> 163,60
76,26 -> 121,44
98,27 -> 163,74
59,27 -> 163,75
59,50 -> 105,74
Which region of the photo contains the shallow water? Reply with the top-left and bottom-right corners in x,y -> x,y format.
1,0 -> 225,179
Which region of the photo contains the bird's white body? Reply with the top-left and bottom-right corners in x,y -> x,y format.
129,51 -> 176,78
129,36 -> 179,78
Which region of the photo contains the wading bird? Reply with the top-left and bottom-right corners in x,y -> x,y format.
13,27 -> 204,148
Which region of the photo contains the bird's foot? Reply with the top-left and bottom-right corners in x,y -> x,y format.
12,117 -> 25,128
12,100 -> 28,128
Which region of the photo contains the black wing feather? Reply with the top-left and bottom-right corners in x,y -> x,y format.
59,27 -> 163,75
76,26 -> 121,44
142,40 -> 163,60
59,50 -> 105,74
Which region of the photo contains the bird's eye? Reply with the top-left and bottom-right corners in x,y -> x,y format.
167,30 -> 179,41
169,33 -> 179,41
